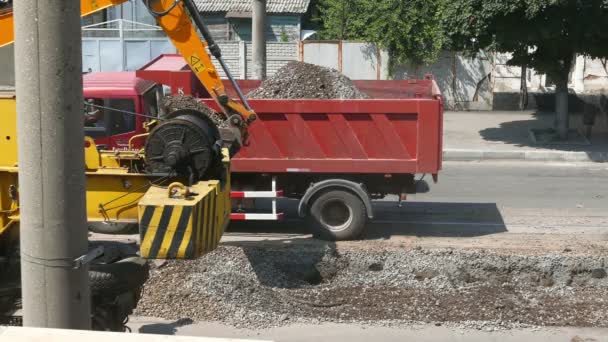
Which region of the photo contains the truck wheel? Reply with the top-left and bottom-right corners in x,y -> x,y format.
89,256 -> 149,296
88,222 -> 137,235
309,190 -> 366,241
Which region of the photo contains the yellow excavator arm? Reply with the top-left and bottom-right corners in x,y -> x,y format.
0,0 -> 256,148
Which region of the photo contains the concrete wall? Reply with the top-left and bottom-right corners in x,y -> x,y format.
583,58 -> 608,92
393,51 -> 493,110
493,54 -> 608,94
300,41 -> 390,80
492,53 -> 608,111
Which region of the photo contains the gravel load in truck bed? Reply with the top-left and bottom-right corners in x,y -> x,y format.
247,61 -> 369,99
135,242 -> 608,330
162,94 -> 225,127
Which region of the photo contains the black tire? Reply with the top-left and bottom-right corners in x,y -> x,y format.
88,222 -> 138,235
89,256 -> 149,296
308,189 -> 367,241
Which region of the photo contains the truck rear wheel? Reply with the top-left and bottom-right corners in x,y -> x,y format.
309,190 -> 366,241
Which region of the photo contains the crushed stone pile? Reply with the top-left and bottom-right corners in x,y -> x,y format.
247,61 -> 369,99
162,94 -> 225,127
135,243 -> 608,330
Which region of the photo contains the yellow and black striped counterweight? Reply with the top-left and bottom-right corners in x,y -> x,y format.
137,158 -> 231,259
138,181 -> 230,259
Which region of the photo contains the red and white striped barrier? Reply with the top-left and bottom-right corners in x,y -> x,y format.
230,177 -> 284,221
230,190 -> 284,199
230,212 -> 285,221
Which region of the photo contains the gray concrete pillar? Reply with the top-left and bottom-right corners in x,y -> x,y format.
252,0 -> 267,80
14,0 -> 91,329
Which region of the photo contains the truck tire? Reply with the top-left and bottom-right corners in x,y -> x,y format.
308,190 -> 366,241
89,256 -> 149,296
88,222 -> 138,235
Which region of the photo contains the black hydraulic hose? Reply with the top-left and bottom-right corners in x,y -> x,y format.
180,0 -> 221,58
143,0 -> 179,17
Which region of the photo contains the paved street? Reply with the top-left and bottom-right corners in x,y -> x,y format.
227,161 -> 608,243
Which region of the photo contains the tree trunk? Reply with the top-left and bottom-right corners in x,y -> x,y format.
555,77 -> 569,140
519,65 -> 528,111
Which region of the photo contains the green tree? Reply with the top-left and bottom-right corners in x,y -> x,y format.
316,0 -> 447,66
316,0 -> 367,40
280,26 -> 290,42
445,0 -> 608,140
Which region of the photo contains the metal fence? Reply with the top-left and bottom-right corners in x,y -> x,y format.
82,19 -> 176,72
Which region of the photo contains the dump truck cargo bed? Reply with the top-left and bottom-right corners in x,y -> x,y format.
207,97 -> 443,175
136,55 -> 444,177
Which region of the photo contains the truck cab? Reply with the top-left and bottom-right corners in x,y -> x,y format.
83,72 -> 162,150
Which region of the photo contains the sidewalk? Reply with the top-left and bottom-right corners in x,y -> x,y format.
443,111 -> 608,162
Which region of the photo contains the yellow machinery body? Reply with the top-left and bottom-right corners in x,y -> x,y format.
0,0 -> 258,259
0,91 -> 230,259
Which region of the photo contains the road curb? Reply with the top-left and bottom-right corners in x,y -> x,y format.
443,149 -> 608,163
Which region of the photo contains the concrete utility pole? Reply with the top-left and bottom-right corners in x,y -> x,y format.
14,0 -> 91,329
252,0 -> 267,80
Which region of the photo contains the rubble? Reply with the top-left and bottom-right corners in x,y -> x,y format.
135,243 -> 608,330
247,61 -> 369,100
162,94 -> 225,127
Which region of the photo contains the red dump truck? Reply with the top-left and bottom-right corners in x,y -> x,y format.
82,54 -> 443,240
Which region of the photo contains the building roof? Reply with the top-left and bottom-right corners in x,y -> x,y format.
194,0 -> 311,14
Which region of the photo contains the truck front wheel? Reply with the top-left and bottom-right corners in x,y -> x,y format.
309,190 -> 366,241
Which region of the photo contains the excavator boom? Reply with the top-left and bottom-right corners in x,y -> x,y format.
0,0 -> 255,148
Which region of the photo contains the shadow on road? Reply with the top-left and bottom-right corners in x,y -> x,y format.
227,200 -> 507,239
368,201 -> 507,238
478,111 -> 608,155
138,318 -> 194,335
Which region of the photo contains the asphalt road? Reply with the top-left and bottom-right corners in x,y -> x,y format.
407,160 -> 608,209
227,161 -> 608,240
95,160 -> 608,249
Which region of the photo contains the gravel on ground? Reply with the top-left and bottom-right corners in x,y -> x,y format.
135,241 -> 608,330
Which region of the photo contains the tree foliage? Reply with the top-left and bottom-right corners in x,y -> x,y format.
316,0 -> 447,66
444,0 -> 608,84
444,0 -> 608,138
